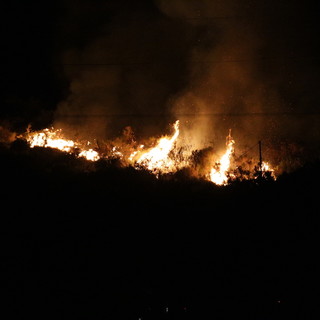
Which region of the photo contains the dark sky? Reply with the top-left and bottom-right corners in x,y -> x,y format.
2,0 -> 320,145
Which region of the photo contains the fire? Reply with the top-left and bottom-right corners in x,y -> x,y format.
78,149 -> 100,161
134,120 -> 180,173
21,120 -> 276,184
209,130 -> 235,185
25,127 -> 100,161
261,161 -> 272,172
26,128 -> 75,152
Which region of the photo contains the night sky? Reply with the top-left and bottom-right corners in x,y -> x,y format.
2,0 -> 320,143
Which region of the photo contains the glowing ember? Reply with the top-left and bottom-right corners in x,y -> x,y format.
111,146 -> 124,159
209,130 -> 235,185
134,120 -> 180,173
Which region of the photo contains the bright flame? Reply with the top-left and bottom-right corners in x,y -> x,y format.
22,121 -> 276,184
134,120 -> 180,173
209,130 -> 235,185
25,128 -> 100,161
78,149 -> 100,161
261,161 -> 272,172
26,128 -> 75,152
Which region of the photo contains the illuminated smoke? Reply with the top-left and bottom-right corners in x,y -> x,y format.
52,0 -> 320,162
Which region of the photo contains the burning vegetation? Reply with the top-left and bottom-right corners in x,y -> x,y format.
19,120 -> 275,185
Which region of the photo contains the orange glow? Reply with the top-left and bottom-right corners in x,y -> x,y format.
22,121 -> 276,184
78,149 -> 100,161
209,130 -> 235,185
25,127 -> 100,161
133,120 -> 180,174
26,128 -> 75,152
261,161 -> 272,172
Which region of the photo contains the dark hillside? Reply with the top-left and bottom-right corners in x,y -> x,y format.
1,143 -> 318,319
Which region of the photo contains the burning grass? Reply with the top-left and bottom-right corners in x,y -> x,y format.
16,120 -> 276,185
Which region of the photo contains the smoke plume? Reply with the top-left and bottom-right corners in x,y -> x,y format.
54,0 -> 193,140
54,0 -> 320,157
156,0 -> 283,152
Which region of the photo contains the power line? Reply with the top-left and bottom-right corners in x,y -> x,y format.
55,112 -> 320,118
234,141 -> 260,161
3,56 -> 319,68
58,56 -> 320,66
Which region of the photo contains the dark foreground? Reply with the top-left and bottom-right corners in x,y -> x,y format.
1,142 -> 319,319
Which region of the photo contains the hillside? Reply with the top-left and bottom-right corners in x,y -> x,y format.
1,142 -> 318,319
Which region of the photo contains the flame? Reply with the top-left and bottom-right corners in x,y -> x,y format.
261,161 -> 272,172
26,128 -> 75,152
78,149 -> 100,161
22,121 -> 276,184
134,120 -> 180,173
25,127 -> 100,161
209,130 -> 235,185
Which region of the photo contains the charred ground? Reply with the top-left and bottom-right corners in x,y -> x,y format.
1,141 -> 318,319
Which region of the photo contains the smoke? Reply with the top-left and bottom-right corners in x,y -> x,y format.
54,0 -> 320,158
155,0 -> 281,152
54,0 -> 193,140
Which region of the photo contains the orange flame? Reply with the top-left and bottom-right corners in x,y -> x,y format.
209,130 -> 235,185
25,127 -> 100,161
26,128 -> 75,152
22,121 -> 276,184
133,120 -> 180,173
